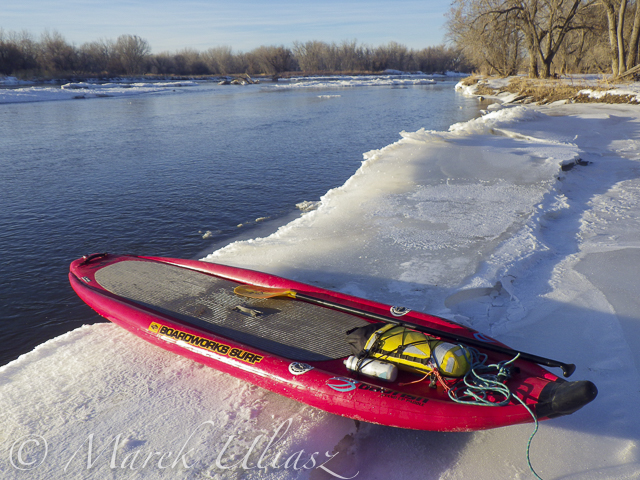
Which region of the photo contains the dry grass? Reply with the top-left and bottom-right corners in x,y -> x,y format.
471,76 -> 640,105
509,78 -> 587,104
474,83 -> 500,96
573,93 -> 640,104
459,75 -> 482,86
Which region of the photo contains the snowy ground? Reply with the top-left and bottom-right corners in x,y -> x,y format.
2,79 -> 640,479
456,73 -> 640,104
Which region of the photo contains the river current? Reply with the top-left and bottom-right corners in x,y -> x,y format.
0,78 -> 483,365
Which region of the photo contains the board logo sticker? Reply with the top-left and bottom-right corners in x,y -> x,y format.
390,305 -> 410,317
326,377 -> 359,392
289,362 -> 314,376
357,384 -> 429,406
150,323 -> 263,365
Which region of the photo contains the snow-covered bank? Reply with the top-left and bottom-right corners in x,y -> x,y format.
0,324 -> 357,479
203,102 -> 640,479
0,80 -> 198,103
456,74 -> 640,105
2,89 -> 640,479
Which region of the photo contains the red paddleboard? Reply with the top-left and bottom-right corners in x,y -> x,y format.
69,253 -> 596,432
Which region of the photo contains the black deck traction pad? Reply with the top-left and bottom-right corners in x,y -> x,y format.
95,260 -> 369,361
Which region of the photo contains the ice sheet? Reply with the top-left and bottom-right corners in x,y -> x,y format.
0,80 -> 198,103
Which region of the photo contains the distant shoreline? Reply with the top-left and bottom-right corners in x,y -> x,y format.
0,70 -> 466,88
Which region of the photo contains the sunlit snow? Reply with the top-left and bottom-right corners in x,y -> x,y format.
0,80 -> 197,103
1,77 -> 640,479
275,74 -> 437,89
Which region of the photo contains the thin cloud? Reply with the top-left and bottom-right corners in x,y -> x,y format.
1,0 -> 448,52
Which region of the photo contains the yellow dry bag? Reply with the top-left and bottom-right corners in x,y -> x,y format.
364,324 -> 471,377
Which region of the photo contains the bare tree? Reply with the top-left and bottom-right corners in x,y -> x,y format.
235,51 -> 262,75
39,30 -> 77,74
447,0 -> 598,78
626,2 -> 640,70
203,46 -> 236,74
371,44 -> 393,71
381,41 -> 410,70
78,39 -> 114,74
149,52 -> 177,74
13,31 -> 39,73
338,39 -> 365,71
113,34 -> 150,75
413,45 -> 469,73
518,0 -> 598,78
447,0 -> 524,76
250,45 -> 293,75
172,48 -> 209,75
600,0 -> 640,76
0,30 -> 24,75
323,43 -> 341,71
292,40 -> 326,71
0,27 -> 472,77
554,7 -> 607,72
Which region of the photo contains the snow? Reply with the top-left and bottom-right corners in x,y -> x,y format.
579,87 -> 640,103
0,324 -> 356,479
0,74 -> 438,103
382,69 -> 468,78
0,76 -> 37,86
0,80 -> 198,103
455,74 -> 640,105
275,74 -> 436,89
2,77 -> 640,479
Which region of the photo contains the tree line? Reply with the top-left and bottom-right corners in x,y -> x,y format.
0,30 -> 469,78
446,0 -> 640,79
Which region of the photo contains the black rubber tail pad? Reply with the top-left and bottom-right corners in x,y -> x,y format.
536,380 -> 598,419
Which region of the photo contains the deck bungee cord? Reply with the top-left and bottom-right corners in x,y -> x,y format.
445,349 -> 543,480
234,285 -> 577,377
352,327 -> 544,479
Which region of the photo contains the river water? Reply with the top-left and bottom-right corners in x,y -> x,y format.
0,78 -> 483,365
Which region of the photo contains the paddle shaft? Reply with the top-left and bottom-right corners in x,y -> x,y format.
292,291 -> 576,377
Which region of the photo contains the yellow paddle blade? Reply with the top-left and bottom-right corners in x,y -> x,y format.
233,285 -> 297,299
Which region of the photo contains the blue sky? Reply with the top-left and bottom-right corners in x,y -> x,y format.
1,1 -> 450,53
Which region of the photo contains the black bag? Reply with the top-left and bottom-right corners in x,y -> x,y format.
346,323 -> 381,356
